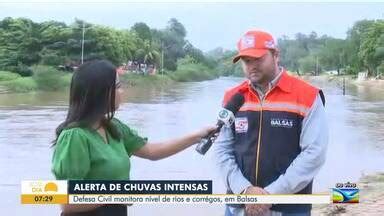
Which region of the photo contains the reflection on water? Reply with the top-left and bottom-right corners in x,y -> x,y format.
0,76 -> 383,215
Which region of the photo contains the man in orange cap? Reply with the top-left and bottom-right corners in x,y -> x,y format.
215,30 -> 328,216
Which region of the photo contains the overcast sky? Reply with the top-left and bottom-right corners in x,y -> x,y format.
1,1 -> 383,51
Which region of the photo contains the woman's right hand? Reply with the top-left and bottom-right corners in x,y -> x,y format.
133,125 -> 218,161
193,125 -> 218,143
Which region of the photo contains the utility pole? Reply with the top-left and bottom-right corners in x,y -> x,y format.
161,42 -> 164,76
81,21 -> 85,64
316,56 -> 319,76
161,42 -> 171,76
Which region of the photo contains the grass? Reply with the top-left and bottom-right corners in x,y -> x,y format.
1,63 -> 220,93
1,77 -> 38,93
120,73 -> 173,87
0,71 -> 21,81
0,66 -> 72,93
169,63 -> 219,82
32,65 -> 70,91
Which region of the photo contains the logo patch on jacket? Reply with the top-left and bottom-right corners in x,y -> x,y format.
235,117 -> 248,133
270,118 -> 294,128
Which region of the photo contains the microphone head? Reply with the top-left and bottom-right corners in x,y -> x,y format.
195,92 -> 245,155
224,93 -> 245,114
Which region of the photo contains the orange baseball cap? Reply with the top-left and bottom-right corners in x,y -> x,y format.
233,30 -> 277,63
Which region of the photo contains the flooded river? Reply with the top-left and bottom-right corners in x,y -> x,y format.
0,76 -> 383,215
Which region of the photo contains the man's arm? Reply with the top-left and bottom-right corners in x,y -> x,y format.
214,125 -> 252,194
264,94 -> 329,194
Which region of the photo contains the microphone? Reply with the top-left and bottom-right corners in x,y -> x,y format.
195,93 -> 245,155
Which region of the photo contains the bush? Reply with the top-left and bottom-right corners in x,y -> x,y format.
169,63 -> 219,82
120,73 -> 172,87
376,63 -> 384,77
62,73 -> 72,86
298,56 -> 317,74
40,53 -> 63,66
215,59 -> 244,77
0,71 -> 21,81
230,64 -> 244,77
1,77 -> 38,92
344,65 -> 359,75
31,65 -> 69,91
4,65 -> 33,77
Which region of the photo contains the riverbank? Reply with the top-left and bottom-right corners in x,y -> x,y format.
120,73 -> 174,87
0,65 -> 219,94
306,74 -> 384,215
303,74 -> 384,93
353,78 -> 384,94
0,67 -> 71,93
312,172 -> 384,215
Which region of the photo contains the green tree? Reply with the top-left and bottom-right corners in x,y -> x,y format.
345,20 -> 376,74
298,55 -> 317,74
358,20 -> 384,77
131,22 -> 152,41
0,17 -> 42,68
152,18 -> 187,71
134,40 -> 160,66
318,38 -> 347,73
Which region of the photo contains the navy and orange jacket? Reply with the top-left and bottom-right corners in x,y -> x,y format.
218,70 -> 327,213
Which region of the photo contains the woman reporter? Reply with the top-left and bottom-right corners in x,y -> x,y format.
52,60 -> 215,216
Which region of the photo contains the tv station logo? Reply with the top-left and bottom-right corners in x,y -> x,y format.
332,182 -> 359,203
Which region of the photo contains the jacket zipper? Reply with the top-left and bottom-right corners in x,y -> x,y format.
251,85 -> 276,186
255,106 -> 263,185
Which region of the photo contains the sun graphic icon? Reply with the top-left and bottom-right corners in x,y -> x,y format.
44,182 -> 58,192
